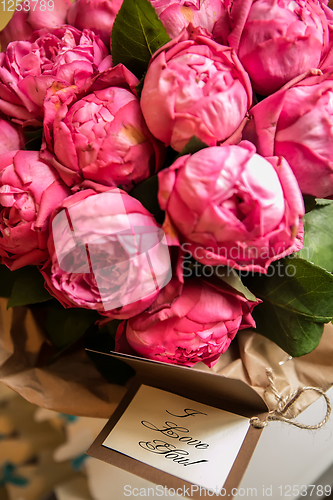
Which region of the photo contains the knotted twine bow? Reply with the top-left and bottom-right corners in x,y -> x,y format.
250,369 -> 332,430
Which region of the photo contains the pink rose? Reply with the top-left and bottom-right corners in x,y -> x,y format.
42,70 -> 165,189
0,26 -> 109,125
67,0 -> 123,47
227,0 -> 329,95
116,278 -> 259,367
41,187 -> 171,319
158,142 -> 304,273
150,0 -> 227,41
0,118 -> 24,155
140,26 -> 252,152
0,150 -> 70,270
0,0 -> 70,49
244,68 -> 333,198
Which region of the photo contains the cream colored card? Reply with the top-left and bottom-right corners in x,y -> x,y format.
102,385 -> 250,491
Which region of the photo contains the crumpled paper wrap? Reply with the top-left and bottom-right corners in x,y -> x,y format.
0,297 -> 332,418
207,323 -> 333,417
0,298 -> 126,417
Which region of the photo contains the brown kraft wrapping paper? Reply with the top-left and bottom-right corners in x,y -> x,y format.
0,297 -> 332,418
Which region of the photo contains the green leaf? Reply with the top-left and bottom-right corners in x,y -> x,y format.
246,256 -> 333,357
298,201 -> 333,272
46,306 -> 100,350
183,260 -> 257,301
162,146 -> 178,171
135,73 -> 146,98
315,198 -> 333,207
216,267 -> 257,301
100,319 -> 123,338
129,174 -> 160,215
23,127 -> 43,141
204,267 -> 257,302
177,136 -> 209,158
111,0 -> 170,79
24,137 -> 43,151
23,127 -> 43,151
303,195 -> 317,213
6,267 -> 52,308
0,265 -> 21,298
85,319 -> 135,385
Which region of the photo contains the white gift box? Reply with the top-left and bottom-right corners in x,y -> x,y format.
86,341 -> 333,500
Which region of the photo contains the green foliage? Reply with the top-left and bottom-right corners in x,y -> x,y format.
135,73 -> 146,98
23,128 -> 43,151
299,200 -> 333,272
303,195 -> 317,213
0,265 -> 20,298
130,174 -> 160,215
215,267 -> 257,301
86,320 -> 135,385
246,256 -> 333,356
177,136 -> 209,157
201,266 -> 257,302
112,0 -> 170,79
45,305 -> 100,350
2,266 -> 52,308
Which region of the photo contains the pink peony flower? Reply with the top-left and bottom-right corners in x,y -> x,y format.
158,142 -> 304,273
67,0 -> 123,47
115,278 -> 259,367
227,0 -> 329,95
41,187 -> 171,319
150,0 -> 228,41
0,26 -> 109,125
0,150 -> 70,270
140,25 -> 252,152
42,66 -> 165,190
0,118 -> 24,155
244,68 -> 333,198
320,0 -> 333,21
0,0 -> 71,49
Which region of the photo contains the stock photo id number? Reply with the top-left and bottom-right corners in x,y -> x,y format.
1,0 -> 54,10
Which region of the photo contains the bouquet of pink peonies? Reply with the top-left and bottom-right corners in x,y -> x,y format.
1,0 -> 333,414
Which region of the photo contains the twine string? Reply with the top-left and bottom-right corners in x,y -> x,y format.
250,369 -> 332,430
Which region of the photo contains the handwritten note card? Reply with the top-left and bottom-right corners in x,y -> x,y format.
102,385 -> 250,491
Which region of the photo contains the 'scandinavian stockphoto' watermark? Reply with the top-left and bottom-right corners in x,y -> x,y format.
180,243 -> 310,278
